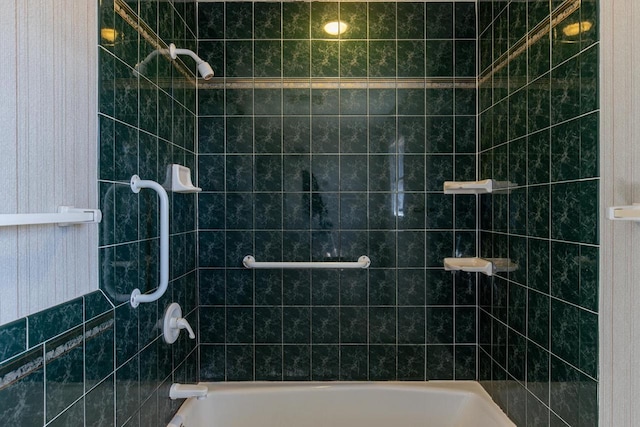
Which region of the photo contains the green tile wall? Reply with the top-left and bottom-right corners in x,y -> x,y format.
0,1 -> 198,427
197,1 -> 479,382
477,0 -> 599,425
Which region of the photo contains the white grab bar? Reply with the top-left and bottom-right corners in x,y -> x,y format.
242,255 -> 371,269
0,206 -> 102,227
129,175 -> 169,308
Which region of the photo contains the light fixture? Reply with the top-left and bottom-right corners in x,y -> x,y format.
169,43 -> 215,80
323,21 -> 349,36
562,21 -> 593,37
101,28 -> 119,44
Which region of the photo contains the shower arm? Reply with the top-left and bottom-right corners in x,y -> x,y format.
170,44 -> 205,65
169,43 -> 214,80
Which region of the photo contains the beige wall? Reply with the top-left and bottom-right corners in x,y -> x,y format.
0,0 -> 98,325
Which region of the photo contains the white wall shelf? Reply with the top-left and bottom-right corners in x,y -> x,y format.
443,179 -> 514,194
444,257 -> 517,276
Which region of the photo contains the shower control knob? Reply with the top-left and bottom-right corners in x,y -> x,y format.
163,303 -> 196,344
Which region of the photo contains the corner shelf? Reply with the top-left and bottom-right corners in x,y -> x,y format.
443,179 -> 514,195
444,257 -> 517,277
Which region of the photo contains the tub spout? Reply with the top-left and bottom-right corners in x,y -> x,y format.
169,383 -> 208,400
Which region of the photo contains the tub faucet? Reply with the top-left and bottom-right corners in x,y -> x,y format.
169,383 -> 208,400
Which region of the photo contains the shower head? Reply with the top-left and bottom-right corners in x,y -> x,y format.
169,43 -> 214,80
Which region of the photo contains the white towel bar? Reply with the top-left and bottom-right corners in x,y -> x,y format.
242,255 -> 371,269
0,206 -> 102,227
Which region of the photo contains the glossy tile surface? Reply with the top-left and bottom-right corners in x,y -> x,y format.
477,0 -> 599,425
198,1 -> 477,382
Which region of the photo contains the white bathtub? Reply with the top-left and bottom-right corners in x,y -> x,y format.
167,382 -> 515,427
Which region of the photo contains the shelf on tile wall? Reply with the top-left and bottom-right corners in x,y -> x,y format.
443,257 -> 517,276
443,179 -> 515,194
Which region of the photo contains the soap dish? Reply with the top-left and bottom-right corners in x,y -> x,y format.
163,164 -> 202,193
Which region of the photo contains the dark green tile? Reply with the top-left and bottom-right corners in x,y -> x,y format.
0,319 -> 26,362
551,56 -> 580,125
426,40 -> 454,77
508,282 -> 527,335
283,345 -> 310,380
369,41 -> 396,77
340,41 -> 367,77
427,307 -> 454,344
198,2 -> 223,39
283,2 -> 310,39
387,302 -> 420,341
551,118 -> 581,182
427,345 -> 454,379
0,347 -> 45,425
579,308 -> 598,378
312,345 -> 339,380
253,89 -> 282,116
528,185 -> 550,239
455,345 -> 476,380
255,41 -> 282,77
86,375 -> 115,427
28,298 -> 83,347
551,299 -> 579,367
455,3 -> 476,39
455,307 -> 476,344
369,307 -> 396,344
311,41 -> 339,77
283,41 -> 310,77
312,307 -> 339,343
455,40 -> 476,77
254,2 -> 281,39
311,2 -> 338,39
255,308 -> 282,344
255,345 -> 282,381
340,345 -> 368,380
340,2 -> 367,39
426,3 -> 453,38
46,327 -> 84,422
528,73 -> 550,133
368,3 -> 396,39
225,41 -> 253,77
200,345 -> 225,380
225,2 -> 253,39
426,88 -> 453,115
527,130 -> 550,185
369,345 -> 396,380
340,89 -> 367,115
227,345 -> 254,381
397,3 -> 424,39
85,313 -> 115,391
580,44 -> 598,115
397,345 -> 425,380
398,41 -> 425,77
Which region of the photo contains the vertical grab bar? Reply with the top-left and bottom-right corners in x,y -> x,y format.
129,175 -> 169,308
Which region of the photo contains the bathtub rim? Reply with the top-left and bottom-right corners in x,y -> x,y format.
170,381 -> 515,427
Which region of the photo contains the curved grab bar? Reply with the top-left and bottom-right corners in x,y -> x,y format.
129,175 -> 169,308
242,255 -> 371,269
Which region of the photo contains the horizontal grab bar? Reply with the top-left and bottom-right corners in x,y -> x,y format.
0,206 -> 102,227
242,255 -> 371,269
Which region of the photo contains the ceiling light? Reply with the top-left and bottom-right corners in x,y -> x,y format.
101,28 -> 119,44
324,21 -> 349,36
562,21 -> 593,37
